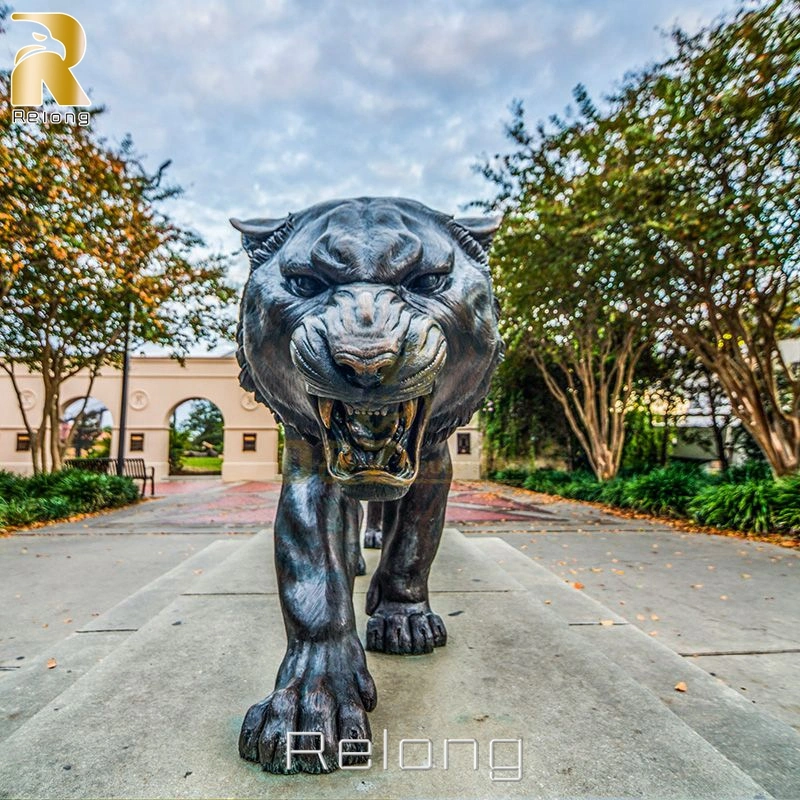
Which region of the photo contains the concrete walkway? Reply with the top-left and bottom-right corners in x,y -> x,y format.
1,478 -> 798,798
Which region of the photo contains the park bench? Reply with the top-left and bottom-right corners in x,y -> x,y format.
64,457 -> 155,497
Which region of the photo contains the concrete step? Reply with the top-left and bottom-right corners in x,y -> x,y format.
0,529 -> 772,799
472,536 -> 800,800
0,538 -> 243,744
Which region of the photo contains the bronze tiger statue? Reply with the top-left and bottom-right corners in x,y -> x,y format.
231,197 -> 502,774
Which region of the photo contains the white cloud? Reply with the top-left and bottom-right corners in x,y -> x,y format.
3,0 -> 737,307
571,11 -> 606,43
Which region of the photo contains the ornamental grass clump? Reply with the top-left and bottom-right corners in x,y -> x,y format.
772,474 -> 800,536
688,480 -> 779,534
622,463 -> 711,518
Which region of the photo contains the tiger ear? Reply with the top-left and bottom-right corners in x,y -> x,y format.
453,216 -> 502,253
230,217 -> 289,258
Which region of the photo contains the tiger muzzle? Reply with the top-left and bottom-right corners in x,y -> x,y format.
289,285 -> 447,499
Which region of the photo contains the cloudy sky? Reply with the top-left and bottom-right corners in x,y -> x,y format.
4,0 -> 737,293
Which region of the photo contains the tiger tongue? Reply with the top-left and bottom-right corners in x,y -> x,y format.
345,407 -> 399,450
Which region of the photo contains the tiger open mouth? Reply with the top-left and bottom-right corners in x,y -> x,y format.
313,395 -> 431,499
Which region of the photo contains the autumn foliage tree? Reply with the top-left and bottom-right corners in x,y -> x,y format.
0,71 -> 236,472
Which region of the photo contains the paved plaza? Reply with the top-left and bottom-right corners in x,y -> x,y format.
1,478 -> 798,798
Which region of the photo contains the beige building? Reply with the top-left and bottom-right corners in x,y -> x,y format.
0,355 -> 482,482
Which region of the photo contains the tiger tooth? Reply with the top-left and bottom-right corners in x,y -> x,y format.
396,450 -> 410,471
318,397 -> 333,429
401,399 -> 416,429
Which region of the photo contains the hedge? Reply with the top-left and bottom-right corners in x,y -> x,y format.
0,470 -> 140,529
491,462 -> 800,537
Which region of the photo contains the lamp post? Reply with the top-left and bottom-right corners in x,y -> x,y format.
116,300 -> 132,477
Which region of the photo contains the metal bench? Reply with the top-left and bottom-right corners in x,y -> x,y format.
64,457 -> 155,497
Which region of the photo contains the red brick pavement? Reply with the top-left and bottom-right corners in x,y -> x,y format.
151,479 -> 546,525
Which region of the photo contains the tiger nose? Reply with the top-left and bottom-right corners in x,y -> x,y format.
332,348 -> 398,388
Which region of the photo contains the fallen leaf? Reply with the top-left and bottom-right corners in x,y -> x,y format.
572,582 -> 585,590
46,658 -> 57,669
544,600 -> 552,605
600,619 -> 614,627
674,682 -> 688,693
650,614 -> 660,621
741,573 -> 751,580
707,565 -> 716,571
63,618 -> 73,624
590,567 -> 603,573
691,584 -> 704,590
649,631 -> 658,637
193,569 -> 204,575
612,569 -> 625,575
720,595 -> 728,601
636,614 -> 646,621
665,563 -> 673,569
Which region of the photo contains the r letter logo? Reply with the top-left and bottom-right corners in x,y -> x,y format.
10,12 -> 90,107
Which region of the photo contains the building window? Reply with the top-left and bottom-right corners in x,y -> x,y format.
457,432 -> 471,455
242,432 -> 257,452
130,432 -> 144,452
16,433 -> 31,452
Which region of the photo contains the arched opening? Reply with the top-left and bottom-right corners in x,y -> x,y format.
60,396 -> 114,459
168,398 -> 225,475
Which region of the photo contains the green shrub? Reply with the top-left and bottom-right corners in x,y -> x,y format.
0,499 -> 38,526
0,469 -> 139,529
493,467 -> 530,487
521,469 -> 603,499
522,468 -> 572,493
0,470 -> 25,502
559,474 -> 603,501
35,496 -> 75,520
622,463 -> 711,517
104,475 -> 140,506
720,460 -> 772,484
772,474 -> 800,535
596,477 -> 631,507
688,480 -> 779,533
493,456 -> 796,539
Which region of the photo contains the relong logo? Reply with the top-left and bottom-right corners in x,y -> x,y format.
10,12 -> 90,107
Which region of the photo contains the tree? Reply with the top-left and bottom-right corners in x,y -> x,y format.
0,75 -> 237,472
611,0 -> 800,475
481,351 -> 573,471
478,101 -> 653,481
180,399 -> 224,452
480,0 -> 800,478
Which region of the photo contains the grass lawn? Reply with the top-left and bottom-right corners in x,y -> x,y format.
180,456 -> 223,473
